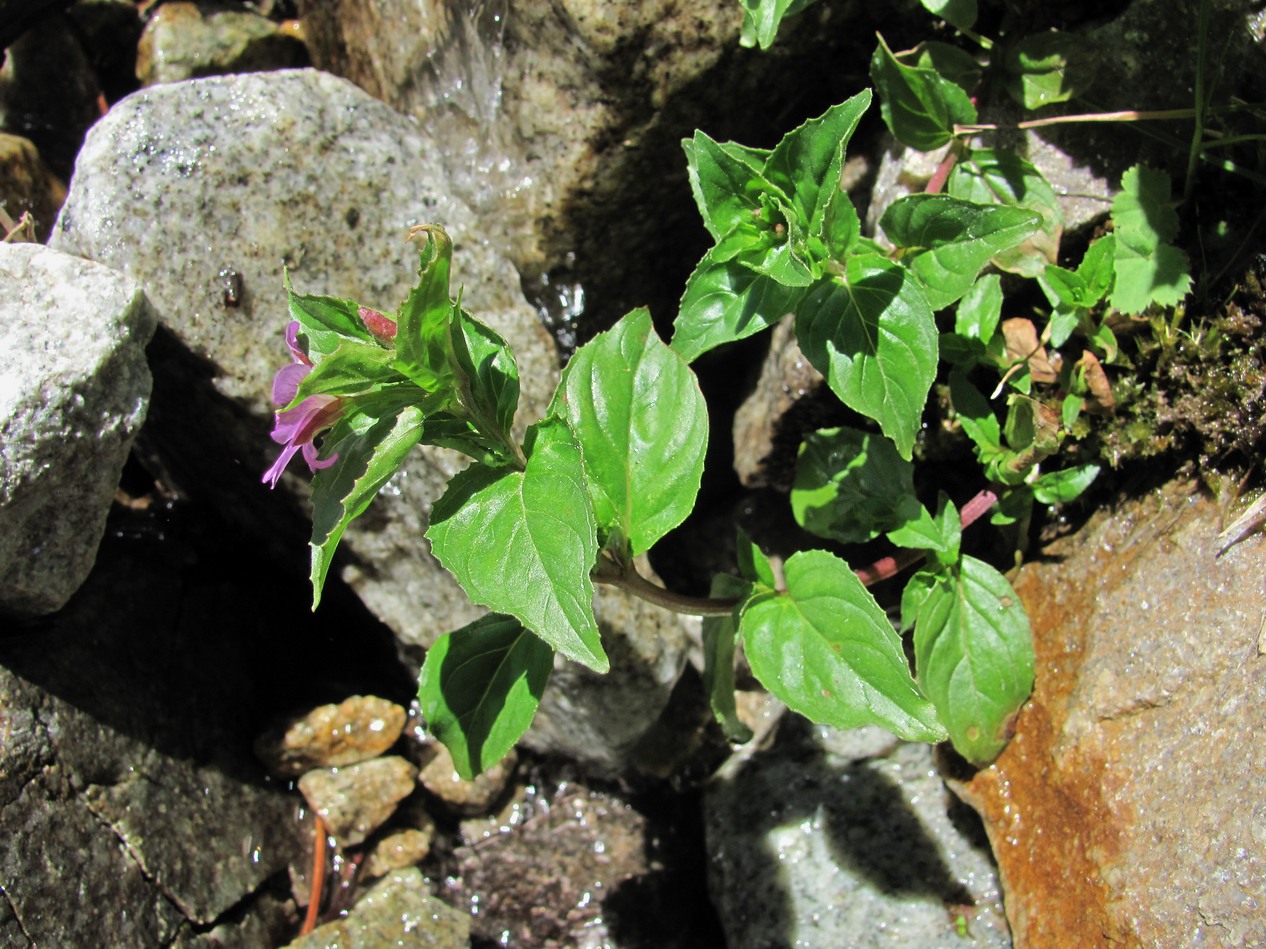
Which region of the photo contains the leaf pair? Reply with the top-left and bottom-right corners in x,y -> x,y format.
421,309 -> 709,776
703,536 -> 948,746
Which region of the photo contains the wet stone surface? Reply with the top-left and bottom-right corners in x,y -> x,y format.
255,694 -> 407,778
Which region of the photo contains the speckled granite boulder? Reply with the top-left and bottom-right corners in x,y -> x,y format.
0,243 -> 154,614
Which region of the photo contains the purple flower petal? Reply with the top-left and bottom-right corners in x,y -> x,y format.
272,362 -> 309,406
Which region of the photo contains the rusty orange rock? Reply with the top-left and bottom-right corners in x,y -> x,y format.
953,482 -> 1266,948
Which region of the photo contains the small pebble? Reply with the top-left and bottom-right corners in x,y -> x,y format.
419,743 -> 516,816
365,824 -> 435,878
297,756 -> 417,846
254,695 -> 406,777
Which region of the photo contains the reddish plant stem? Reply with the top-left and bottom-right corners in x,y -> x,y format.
300,813 -> 328,936
854,486 -> 1000,587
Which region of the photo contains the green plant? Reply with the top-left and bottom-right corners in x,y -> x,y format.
264,4 -> 1208,777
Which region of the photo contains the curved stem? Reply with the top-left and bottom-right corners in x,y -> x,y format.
592,555 -> 739,616
300,812 -> 328,936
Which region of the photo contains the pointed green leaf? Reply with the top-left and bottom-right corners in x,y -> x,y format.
550,308 -> 708,555
947,150 -> 1063,276
888,494 -> 960,559
701,574 -> 754,743
418,614 -> 554,780
794,255 -> 937,459
451,306 -> 520,448
741,550 -> 946,741
764,91 -> 872,241
1032,463 -> 1099,504
822,186 -> 862,262
909,40 -> 983,94
395,227 -> 458,390
880,194 -> 1042,309
738,0 -> 819,49
427,419 -> 606,671
948,370 -> 1002,455
955,273 -> 1003,343
919,0 -> 977,30
791,426 -> 920,544
310,406 -> 427,608
683,131 -> 772,242
288,339 -> 401,407
286,289 -> 378,358
870,33 -> 978,152
910,556 -> 1034,766
735,527 -> 777,588
671,247 -> 808,362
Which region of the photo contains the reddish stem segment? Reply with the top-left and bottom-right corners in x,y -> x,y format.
854,487 -> 1000,587
300,813 -> 328,936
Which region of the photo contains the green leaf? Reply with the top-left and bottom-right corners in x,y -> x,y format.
1108,165 -> 1192,314
550,308 -> 708,556
701,573 -> 755,743
909,556 -> 1034,766
451,306 -> 520,449
738,0 -> 819,49
794,254 -> 937,459
764,91 -> 872,242
947,150 -> 1063,276
683,131 -> 775,243
671,247 -> 807,362
919,0 -> 977,30
418,614 -> 554,780
288,339 -> 402,408
286,288 -> 378,359
427,418 -> 607,672
1032,463 -> 1099,504
1003,31 -> 1099,109
888,493 -> 960,560
791,426 -> 920,544
955,273 -> 1003,343
1077,235 -> 1115,302
735,528 -> 777,588
949,370 -> 1002,455
870,33 -> 978,152
909,41 -> 983,95
741,550 -> 946,741
880,194 -> 1042,309
822,186 -> 862,262
310,406 -> 427,608
395,227 -> 458,391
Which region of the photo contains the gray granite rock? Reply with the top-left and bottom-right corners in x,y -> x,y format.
705,720 -> 1010,949
283,867 -> 470,949
0,243 -> 155,615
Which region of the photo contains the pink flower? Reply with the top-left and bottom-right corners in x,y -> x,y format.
262,322 -> 344,488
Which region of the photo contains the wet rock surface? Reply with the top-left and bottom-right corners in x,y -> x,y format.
956,481 -> 1266,947
0,243 -> 154,614
298,756 -> 418,847
283,867 -> 470,949
255,694 -> 407,778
